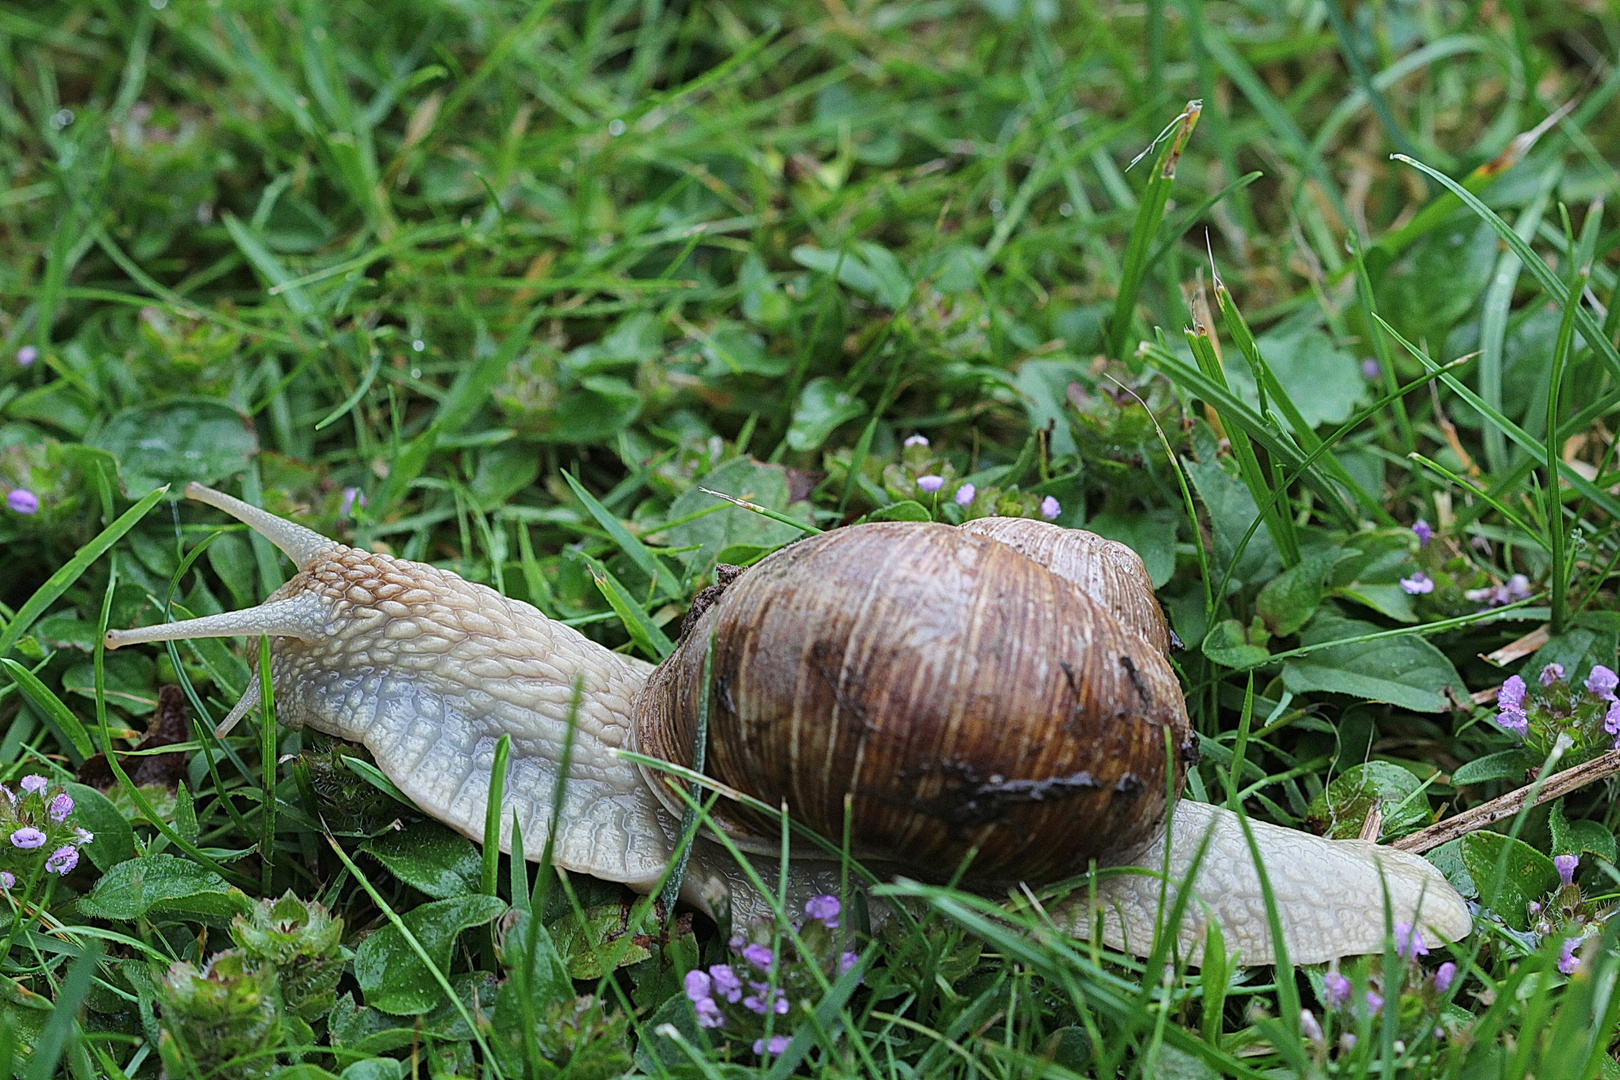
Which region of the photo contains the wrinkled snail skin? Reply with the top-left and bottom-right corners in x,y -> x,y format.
103,484 -> 1471,966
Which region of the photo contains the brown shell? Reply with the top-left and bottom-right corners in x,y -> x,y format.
633,521 -> 1192,888
958,517 -> 1172,655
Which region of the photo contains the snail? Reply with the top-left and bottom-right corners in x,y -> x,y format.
104,483 -> 1470,966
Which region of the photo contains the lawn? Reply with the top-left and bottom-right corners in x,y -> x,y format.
3,0 -> 1620,1076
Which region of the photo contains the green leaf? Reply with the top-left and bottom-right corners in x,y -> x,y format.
563,470 -> 679,601
90,398 -> 259,497
861,500 -> 931,523
659,457 -> 813,575
1086,509 -> 1179,588
1461,831 -> 1558,931
1201,619 -> 1270,668
702,321 -> 789,376
549,903 -> 652,979
1183,446 -> 1280,590
78,853 -> 247,921
62,783 -> 136,871
1451,750 -> 1530,787
1223,330 -> 1367,429
1256,549 -> 1344,637
787,377 -> 867,452
1550,799 -> 1616,865
353,894 -> 507,1015
361,821 -> 482,900
1304,761 -> 1429,841
1426,839 -> 1476,898
1281,610 -> 1465,712
2,659 -> 97,760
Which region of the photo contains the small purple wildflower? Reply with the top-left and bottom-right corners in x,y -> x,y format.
753,1035 -> 791,1056
0,872 -> 12,890
742,943 -> 775,971
805,894 -> 841,928
48,792 -> 73,822
10,827 -> 45,850
1585,665 -> 1618,701
1499,675 -> 1527,711
1364,990 -> 1383,1014
340,487 -> 367,517
1506,574 -> 1531,601
685,969 -> 712,1003
1412,519 -> 1432,547
953,483 -> 976,506
1465,584 -> 1509,607
1540,663 -> 1565,686
743,990 -> 789,1015
6,490 -> 38,515
1399,571 -> 1434,595
694,997 -> 725,1028
916,475 -> 944,494
903,434 -> 929,448
840,952 -> 859,975
1323,971 -> 1351,1008
1528,900 -> 1542,915
74,827 -> 93,845
1340,1033 -> 1358,1053
16,345 -> 38,367
1299,1009 -> 1324,1044
1559,937 -> 1580,976
710,964 -> 743,1002
1555,854 -> 1578,887
45,846 -> 78,875
1496,706 -> 1528,735
1433,962 -> 1457,993
1039,495 -> 1061,521
1394,922 -> 1428,960
1360,357 -> 1381,380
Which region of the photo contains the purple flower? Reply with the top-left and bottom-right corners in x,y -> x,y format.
1394,922 -> 1428,960
953,483 -> 976,506
7,490 -> 38,515
709,964 -> 742,1002
1360,357 -> 1381,380
1506,574 -> 1531,601
1465,584 -> 1510,608
1039,496 -> 1061,521
753,1035 -> 791,1056
1496,706 -> 1528,735
19,775 -> 47,795
16,345 -> 38,367
1340,1033 -> 1358,1053
0,872 -> 12,890
1299,1009 -> 1324,1043
1559,937 -> 1580,975
1555,854 -> 1578,887
1399,572 -> 1434,595
1586,665 -> 1618,700
684,969 -> 712,1003
1540,663 -> 1565,686
1364,990 -> 1383,1014
916,475 -> 944,494
74,827 -> 93,844
694,997 -> 725,1028
805,894 -> 841,928
1413,519 -> 1432,547
903,434 -> 929,448
45,846 -> 77,875
1323,971 -> 1351,1008
1433,962 -> 1457,993
340,487 -> 367,517
840,951 -> 859,975
48,793 -> 73,822
1498,675 -> 1527,710
742,943 -> 775,971
10,827 -> 45,850
743,990 -> 789,1015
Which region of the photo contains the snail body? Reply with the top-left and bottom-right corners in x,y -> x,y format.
106,484 -> 1470,965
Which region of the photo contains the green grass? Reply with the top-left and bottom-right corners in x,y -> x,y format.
3,0 -> 1620,1076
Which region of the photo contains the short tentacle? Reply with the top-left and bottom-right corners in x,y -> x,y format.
184,482 -> 336,569
215,671 -> 262,737
104,592 -> 331,652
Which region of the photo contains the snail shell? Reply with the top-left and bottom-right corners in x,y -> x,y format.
633,520 -> 1192,887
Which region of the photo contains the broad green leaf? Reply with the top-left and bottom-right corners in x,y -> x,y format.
1183,447 -> 1280,590
660,457 -> 812,575
353,894 -> 507,1015
862,500 -> 930,523
1451,750 -> 1530,787
496,910 -> 574,999
62,783 -> 136,871
1304,761 -> 1428,840
91,398 -> 259,497
787,377 -> 866,452
1550,799 -> 1616,865
1224,330 -> 1367,429
78,853 -> 247,921
1256,549 -> 1344,636
1426,839 -> 1476,898
361,821 -> 482,899
1201,619 -> 1270,668
549,903 -> 652,979
1461,831 -> 1557,931
1281,610 -> 1465,713
702,321 -> 788,377
1087,509 -> 1179,588
61,651 -> 158,716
